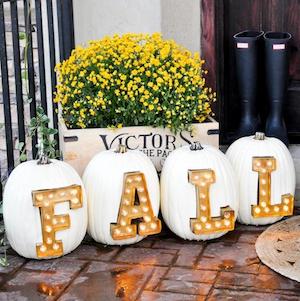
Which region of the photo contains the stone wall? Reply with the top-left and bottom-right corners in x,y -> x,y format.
73,0 -> 201,53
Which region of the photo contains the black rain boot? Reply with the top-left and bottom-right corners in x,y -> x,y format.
234,30 -> 264,138
264,32 -> 291,146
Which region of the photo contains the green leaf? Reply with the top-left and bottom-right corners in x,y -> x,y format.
17,142 -> 24,151
19,32 -> 26,40
21,70 -> 28,80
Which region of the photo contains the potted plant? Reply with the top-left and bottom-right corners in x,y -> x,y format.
55,33 -> 218,175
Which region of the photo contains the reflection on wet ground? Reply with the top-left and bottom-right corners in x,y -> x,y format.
0,224 -> 299,300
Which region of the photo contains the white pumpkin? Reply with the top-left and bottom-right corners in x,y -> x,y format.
226,132 -> 296,225
83,145 -> 160,245
3,159 -> 87,259
161,143 -> 239,241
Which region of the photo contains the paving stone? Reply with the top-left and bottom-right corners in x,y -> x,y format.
165,267 -> 217,283
0,256 -> 25,274
115,247 -> 176,266
207,288 -> 299,300
153,238 -> 204,268
139,291 -> 202,301
144,267 -> 168,291
131,238 -> 155,248
196,242 -> 260,273
1,259 -> 86,300
238,231 -> 262,244
215,271 -> 300,296
24,258 -> 85,272
158,279 -> 212,296
59,261 -> 153,301
64,244 -> 119,262
217,230 -> 241,243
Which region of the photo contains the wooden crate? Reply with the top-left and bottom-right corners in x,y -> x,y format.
59,118 -> 219,175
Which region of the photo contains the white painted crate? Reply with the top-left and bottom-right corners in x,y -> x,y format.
59,118 -> 219,176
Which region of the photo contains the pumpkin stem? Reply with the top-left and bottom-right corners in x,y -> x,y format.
115,144 -> 127,154
254,132 -> 265,140
190,142 -> 204,151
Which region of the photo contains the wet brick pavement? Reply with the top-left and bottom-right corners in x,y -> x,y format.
0,223 -> 299,301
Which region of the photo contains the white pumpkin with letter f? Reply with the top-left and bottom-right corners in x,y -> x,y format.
3,159 -> 87,259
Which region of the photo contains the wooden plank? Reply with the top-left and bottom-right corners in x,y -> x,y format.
59,119 -> 219,176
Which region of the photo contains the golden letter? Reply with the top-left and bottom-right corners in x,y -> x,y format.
32,184 -> 83,258
111,172 -> 161,240
252,157 -> 294,217
189,169 -> 235,234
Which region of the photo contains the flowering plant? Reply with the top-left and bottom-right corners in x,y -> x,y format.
54,33 -> 215,133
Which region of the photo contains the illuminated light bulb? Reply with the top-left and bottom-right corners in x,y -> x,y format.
284,198 -> 290,204
261,179 -> 267,185
45,225 -> 52,233
121,209 -> 128,216
264,206 -> 270,213
132,208 -> 138,214
46,238 -> 52,244
142,206 -> 149,213
138,187 -> 144,192
193,175 -> 200,180
139,224 -> 146,231
200,193 -> 206,199
44,214 -> 51,220
215,221 -> 221,228
224,220 -> 231,226
60,192 -> 66,197
48,193 -> 54,199
40,245 -> 47,252
52,218 -> 57,225
60,218 -> 65,224
72,198 -> 79,204
283,205 -> 289,212
255,207 -> 261,214
135,176 -> 142,182
36,194 -> 43,201
224,212 -> 231,219
126,226 -> 133,233
114,229 -> 121,235
53,243 -> 59,250
261,190 -> 266,196
71,189 -> 78,196
200,216 -> 207,223
144,215 -> 151,222
43,201 -> 50,207
125,188 -> 131,194
127,178 -> 133,184
205,223 -> 211,229
267,161 -> 273,167
261,201 -> 266,208
195,223 -> 202,230
204,173 -> 212,179
274,206 -> 280,212
261,168 -> 267,173
255,161 -> 261,167
123,199 -> 130,205
140,197 -> 147,203
200,182 -> 206,187
200,205 -> 207,211
120,220 -> 126,226
150,222 -> 157,230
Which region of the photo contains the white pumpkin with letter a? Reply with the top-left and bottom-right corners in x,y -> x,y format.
83,145 -> 161,245
161,142 -> 239,241
3,159 -> 87,259
226,132 -> 295,225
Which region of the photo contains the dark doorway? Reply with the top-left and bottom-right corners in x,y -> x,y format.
201,0 -> 300,144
